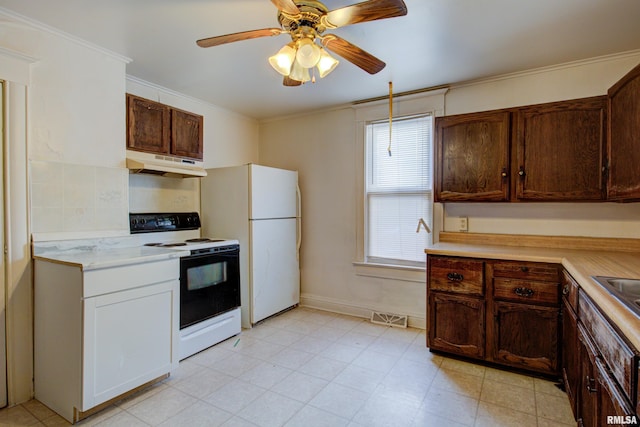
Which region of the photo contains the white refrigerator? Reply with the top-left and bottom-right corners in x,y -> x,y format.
201,164 -> 301,328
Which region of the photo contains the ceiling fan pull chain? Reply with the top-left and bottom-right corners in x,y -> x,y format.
388,81 -> 393,156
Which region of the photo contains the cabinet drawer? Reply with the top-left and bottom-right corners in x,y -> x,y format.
493,278 -> 559,305
492,261 -> 560,282
84,259 -> 180,298
579,289 -> 638,402
562,270 -> 579,313
428,256 -> 484,296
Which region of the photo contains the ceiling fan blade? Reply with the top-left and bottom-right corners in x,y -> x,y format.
283,76 -> 302,86
321,34 -> 385,74
196,28 -> 283,48
270,0 -> 301,15
324,0 -> 407,28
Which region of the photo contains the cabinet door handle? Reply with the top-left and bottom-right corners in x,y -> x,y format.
562,284 -> 570,295
585,376 -> 597,393
518,167 -> 525,177
520,266 -> 529,272
514,287 -> 535,298
446,272 -> 464,282
501,168 -> 508,178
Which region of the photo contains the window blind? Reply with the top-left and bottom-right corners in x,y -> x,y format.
366,115 -> 432,265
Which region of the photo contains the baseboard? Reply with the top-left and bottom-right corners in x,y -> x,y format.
300,293 -> 426,330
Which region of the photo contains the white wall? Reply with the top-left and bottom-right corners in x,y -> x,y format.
4,12 -> 131,240
258,51 -> 640,329
26,43 -> 127,167
259,107 -> 429,327
444,52 -> 640,115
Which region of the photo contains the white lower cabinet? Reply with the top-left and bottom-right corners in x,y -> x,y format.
34,258 -> 179,423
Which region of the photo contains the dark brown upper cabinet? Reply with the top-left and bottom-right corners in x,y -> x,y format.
434,96 -> 608,202
513,96 -> 607,201
607,62 -> 640,201
126,94 -> 171,155
127,94 -> 204,160
171,108 -> 204,160
434,111 -> 511,202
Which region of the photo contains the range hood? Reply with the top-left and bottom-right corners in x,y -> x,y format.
126,151 -> 207,178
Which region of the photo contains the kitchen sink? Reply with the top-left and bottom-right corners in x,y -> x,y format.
606,278 -> 640,297
592,276 -> 640,316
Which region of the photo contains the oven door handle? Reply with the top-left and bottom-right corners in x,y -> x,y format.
296,183 -> 302,261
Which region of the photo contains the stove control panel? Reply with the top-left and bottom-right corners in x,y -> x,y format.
130,212 -> 201,233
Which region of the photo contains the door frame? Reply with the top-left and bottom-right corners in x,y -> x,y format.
1,48 -> 35,406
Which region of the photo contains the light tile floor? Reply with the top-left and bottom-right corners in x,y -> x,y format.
0,307 -> 575,426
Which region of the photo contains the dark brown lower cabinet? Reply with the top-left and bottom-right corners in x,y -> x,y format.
577,316 -> 638,427
427,293 -> 485,359
426,259 -> 640,425
490,301 -> 559,374
597,358 -> 637,427
562,298 -> 579,416
426,255 -> 560,376
578,324 -> 599,427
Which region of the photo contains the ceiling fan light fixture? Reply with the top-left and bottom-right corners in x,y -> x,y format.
316,47 -> 339,78
289,60 -> 311,83
198,0 -> 408,86
295,38 -> 321,68
268,43 -> 296,76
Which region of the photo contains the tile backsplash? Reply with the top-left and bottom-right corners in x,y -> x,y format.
30,161 -> 129,238
128,173 -> 199,213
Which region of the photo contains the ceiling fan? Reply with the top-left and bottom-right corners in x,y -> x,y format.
196,0 -> 408,86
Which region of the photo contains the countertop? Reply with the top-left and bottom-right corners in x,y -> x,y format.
33,245 -> 188,271
426,240 -> 640,352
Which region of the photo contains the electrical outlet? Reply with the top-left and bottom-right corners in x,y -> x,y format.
459,217 -> 468,232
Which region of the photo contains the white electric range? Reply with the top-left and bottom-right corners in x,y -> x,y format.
130,212 -> 241,360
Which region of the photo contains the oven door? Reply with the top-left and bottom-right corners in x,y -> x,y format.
179,247 -> 240,329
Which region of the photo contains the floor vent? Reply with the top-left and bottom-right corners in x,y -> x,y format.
370,311 -> 408,328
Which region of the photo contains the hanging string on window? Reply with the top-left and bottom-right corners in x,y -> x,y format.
388,81 -> 393,156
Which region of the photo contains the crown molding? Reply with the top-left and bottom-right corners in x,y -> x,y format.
0,7 -> 131,64
450,49 -> 640,90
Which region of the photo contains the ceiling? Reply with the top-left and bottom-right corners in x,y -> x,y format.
1,0 -> 640,120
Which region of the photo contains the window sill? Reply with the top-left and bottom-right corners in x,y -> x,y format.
353,261 -> 425,283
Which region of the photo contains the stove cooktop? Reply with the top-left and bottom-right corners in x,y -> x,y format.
130,213 -> 238,251
144,238 -> 227,248
143,237 -> 238,251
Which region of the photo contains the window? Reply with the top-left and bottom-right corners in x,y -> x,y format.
365,114 -> 432,266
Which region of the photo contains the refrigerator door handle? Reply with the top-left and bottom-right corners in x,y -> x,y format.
296,183 -> 302,260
